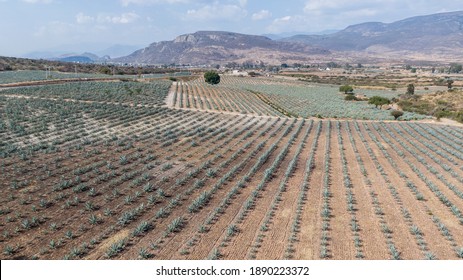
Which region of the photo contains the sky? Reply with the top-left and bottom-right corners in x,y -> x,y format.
0,0 -> 461,57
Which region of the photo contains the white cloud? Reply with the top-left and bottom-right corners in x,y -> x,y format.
304,0 -> 339,12
267,15 -> 311,33
185,2 -> 247,21
304,0 -> 397,15
273,15 -> 293,25
120,0 -> 188,6
252,10 -> 272,21
98,12 -> 140,24
76,12 -> 94,24
265,0 -> 396,33
76,12 -> 140,25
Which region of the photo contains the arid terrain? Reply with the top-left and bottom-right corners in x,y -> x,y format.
1,71 -> 463,261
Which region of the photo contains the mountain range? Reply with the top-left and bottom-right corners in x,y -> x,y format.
116,31 -> 330,65
24,44 -> 141,63
115,11 -> 463,65
281,11 -> 463,53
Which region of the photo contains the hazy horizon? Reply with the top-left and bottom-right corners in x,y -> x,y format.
0,0 -> 461,57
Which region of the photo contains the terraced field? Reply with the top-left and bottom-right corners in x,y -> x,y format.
1,77 -> 462,260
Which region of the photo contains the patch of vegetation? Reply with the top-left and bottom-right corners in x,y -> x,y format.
398,89 -> 463,123
204,71 -> 221,85
0,56 -> 187,76
391,110 -> 404,120
339,85 -> 354,94
345,95 -> 359,101
368,96 -> 390,108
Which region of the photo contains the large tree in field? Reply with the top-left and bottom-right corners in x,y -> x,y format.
204,71 -> 220,85
368,96 -> 390,109
339,85 -> 354,94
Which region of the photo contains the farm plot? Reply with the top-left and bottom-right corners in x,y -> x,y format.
1,79 -> 463,260
168,79 -> 283,117
0,70 -> 113,85
234,81 -> 427,120
1,74 -> 463,261
0,81 -> 171,106
168,76 -> 429,120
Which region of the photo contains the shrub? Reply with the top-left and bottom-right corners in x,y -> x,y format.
339,85 -> 354,94
368,96 -> 390,108
407,84 -> 415,95
204,71 -> 220,85
391,110 -> 404,120
345,95 -> 359,101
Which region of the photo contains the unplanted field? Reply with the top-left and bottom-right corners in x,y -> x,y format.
1,92 -> 463,259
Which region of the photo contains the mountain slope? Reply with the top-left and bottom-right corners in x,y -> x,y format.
116,11 -> 463,65
116,31 -> 330,65
281,11 -> 463,53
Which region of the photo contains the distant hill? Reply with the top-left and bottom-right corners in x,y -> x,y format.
94,44 -> 141,58
281,11 -> 463,54
116,11 -> 463,65
115,31 -> 330,65
55,56 -> 94,63
49,52 -> 109,63
24,44 -> 140,62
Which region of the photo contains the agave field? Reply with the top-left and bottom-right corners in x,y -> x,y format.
0,70 -> 114,84
1,81 -> 171,105
0,70 -> 192,86
168,78 -> 284,117
1,75 -> 462,260
172,76 -> 428,120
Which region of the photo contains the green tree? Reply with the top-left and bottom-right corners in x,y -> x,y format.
406,84 -> 415,95
449,63 -> 462,73
345,95 -> 358,101
391,110 -> 404,120
339,85 -> 354,94
204,71 -> 220,85
447,79 -> 454,90
99,66 -> 111,75
368,96 -> 390,109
